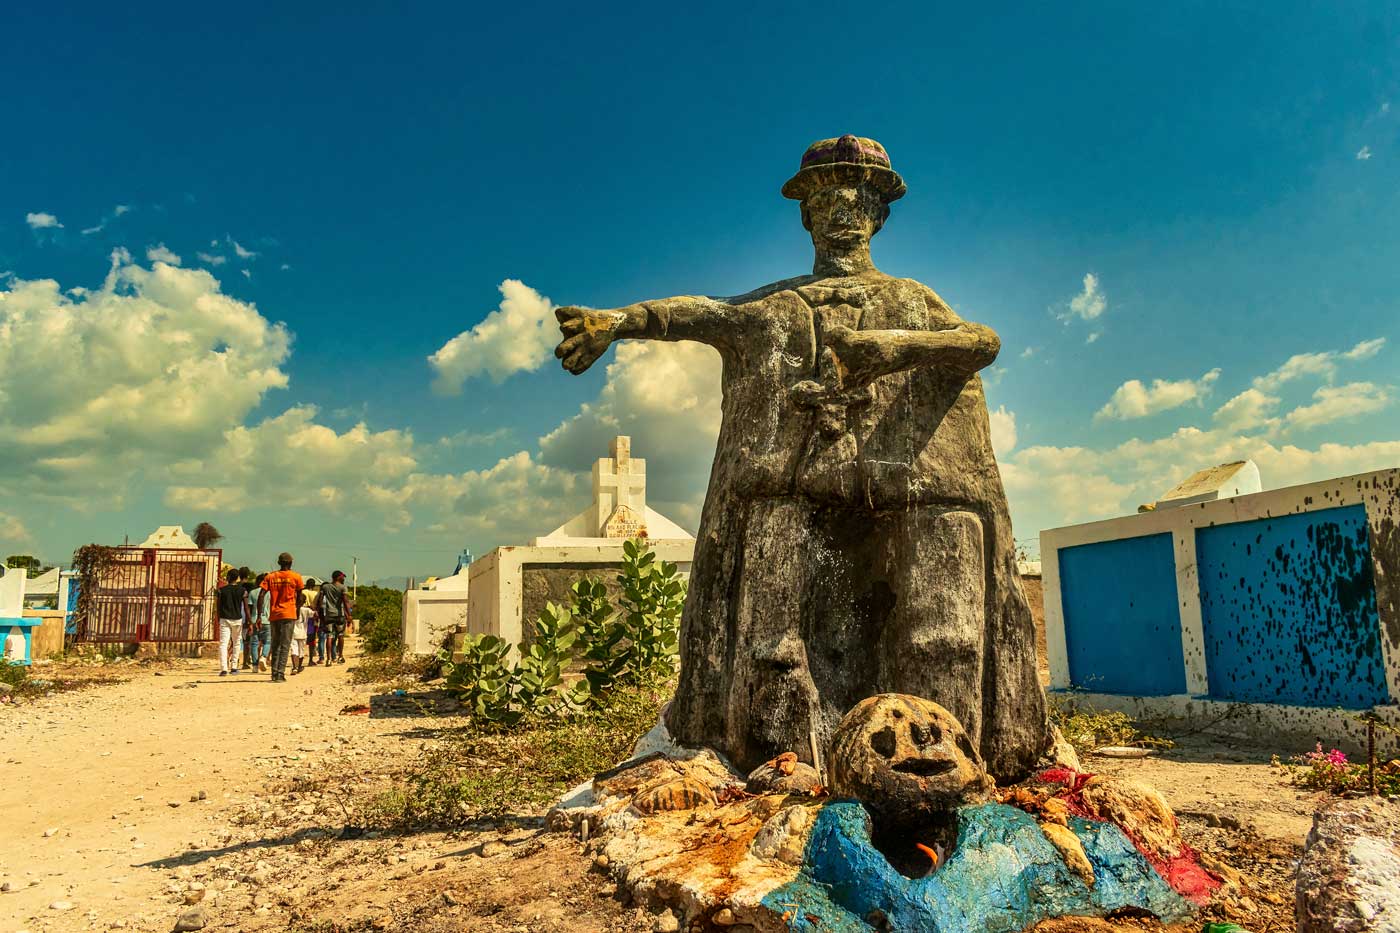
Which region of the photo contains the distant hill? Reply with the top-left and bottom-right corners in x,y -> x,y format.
368,577 -> 413,591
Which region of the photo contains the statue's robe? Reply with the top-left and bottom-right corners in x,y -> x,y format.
633,269 -> 1046,782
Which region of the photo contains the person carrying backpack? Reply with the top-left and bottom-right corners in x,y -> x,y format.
315,570 -> 352,664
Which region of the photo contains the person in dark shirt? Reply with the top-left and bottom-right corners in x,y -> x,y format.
316,571 -> 352,664
216,569 -> 249,677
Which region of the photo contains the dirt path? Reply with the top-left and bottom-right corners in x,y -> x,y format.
2,644 -> 1326,933
2,647 -> 398,932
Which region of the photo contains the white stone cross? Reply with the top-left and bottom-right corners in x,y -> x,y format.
593,435 -> 648,536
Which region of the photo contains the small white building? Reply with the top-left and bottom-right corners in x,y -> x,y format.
402,436 -> 695,655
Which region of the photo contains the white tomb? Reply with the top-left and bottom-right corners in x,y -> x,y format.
403,436 -> 695,655
1153,460 -> 1261,511
139,525 -> 199,549
401,553 -> 471,656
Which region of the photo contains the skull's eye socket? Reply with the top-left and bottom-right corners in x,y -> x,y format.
910,722 -> 942,748
872,726 -> 898,759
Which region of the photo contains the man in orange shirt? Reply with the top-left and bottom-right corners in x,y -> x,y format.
260,552 -> 304,683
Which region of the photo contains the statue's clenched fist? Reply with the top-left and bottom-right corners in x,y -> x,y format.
554,305 -> 628,374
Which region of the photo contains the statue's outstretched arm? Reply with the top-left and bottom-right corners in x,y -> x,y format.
824,322 -> 1000,388
554,296 -> 734,374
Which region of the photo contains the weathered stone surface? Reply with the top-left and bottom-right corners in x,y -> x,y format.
749,803 -> 819,865
633,776 -> 716,815
1040,821 -> 1095,886
1077,776 -> 1180,861
746,753 -> 823,795
828,695 -> 992,834
1296,796 -> 1400,932
554,134 -> 1046,781
520,565 -> 624,643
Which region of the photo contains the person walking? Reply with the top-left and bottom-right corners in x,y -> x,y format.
261,552 -> 303,683
291,590 -> 315,675
216,568 -> 249,677
316,570 -> 352,664
249,572 -> 272,671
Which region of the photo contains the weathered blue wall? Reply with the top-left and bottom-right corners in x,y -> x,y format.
1196,505 -> 1388,708
1059,533 -> 1185,696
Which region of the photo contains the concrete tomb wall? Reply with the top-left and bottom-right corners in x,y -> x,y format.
402,436 -> 696,656
1041,468 -> 1400,754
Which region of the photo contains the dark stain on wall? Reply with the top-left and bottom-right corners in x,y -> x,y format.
1197,504 -> 1388,708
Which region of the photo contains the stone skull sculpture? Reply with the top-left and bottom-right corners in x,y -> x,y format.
829,694 -> 993,831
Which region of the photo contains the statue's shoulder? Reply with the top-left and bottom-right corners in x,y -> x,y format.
718,274 -> 823,306
897,277 -> 963,323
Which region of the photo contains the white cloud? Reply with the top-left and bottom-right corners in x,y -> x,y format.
0,250 -> 290,504
429,280 -> 559,391
1284,382 -> 1392,431
26,212 -> 62,230
81,205 -> 133,236
1001,423 -> 1400,534
1356,146 -> 1373,161
165,406 -> 417,514
1096,368 -> 1220,420
196,252 -> 227,267
228,238 -> 258,260
145,244 -> 181,266
280,263 -> 291,271
1020,346 -> 1037,359
1058,273 -> 1107,323
998,339 -> 1400,535
989,405 -> 1017,457
539,340 -> 722,526
1253,338 -> 1386,391
0,512 -> 32,544
1343,338 -> 1386,361
1213,387 -> 1280,431
241,269 -> 251,279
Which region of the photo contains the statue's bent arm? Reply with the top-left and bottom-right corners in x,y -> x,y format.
825,321 -> 1000,388
555,295 -> 742,374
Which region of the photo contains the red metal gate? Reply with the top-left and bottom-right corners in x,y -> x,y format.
78,547 -> 223,644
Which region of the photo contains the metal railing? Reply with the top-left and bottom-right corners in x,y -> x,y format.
77,547 -> 222,644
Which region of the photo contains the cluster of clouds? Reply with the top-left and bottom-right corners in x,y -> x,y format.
1055,273 -> 1108,343
0,250 -> 291,507
999,336 -> 1395,532
0,260 -> 716,556
1,239 -> 1395,562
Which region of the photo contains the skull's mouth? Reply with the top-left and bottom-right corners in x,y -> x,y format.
891,757 -> 958,777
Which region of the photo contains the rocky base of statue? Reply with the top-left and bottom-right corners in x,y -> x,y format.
547,696 -> 1225,933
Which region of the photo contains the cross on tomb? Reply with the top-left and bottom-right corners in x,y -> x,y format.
595,436 -> 648,538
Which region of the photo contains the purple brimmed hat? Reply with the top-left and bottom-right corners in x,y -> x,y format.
781,134 -> 906,203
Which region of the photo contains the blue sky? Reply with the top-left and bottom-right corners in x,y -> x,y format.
2,1 -> 1398,579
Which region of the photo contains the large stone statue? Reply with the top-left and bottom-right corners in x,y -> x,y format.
554,135 -> 1047,781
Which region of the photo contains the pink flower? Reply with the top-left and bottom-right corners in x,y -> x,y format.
1327,749 -> 1348,766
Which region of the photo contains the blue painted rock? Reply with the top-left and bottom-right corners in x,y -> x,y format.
763,802 -> 1192,932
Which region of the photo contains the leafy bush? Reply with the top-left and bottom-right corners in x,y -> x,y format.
1048,694 -> 1174,755
1273,743 -> 1400,797
353,585 -> 404,655
365,681 -> 670,825
441,537 -> 685,724
0,660 -> 27,688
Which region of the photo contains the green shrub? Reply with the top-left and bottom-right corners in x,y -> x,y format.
442,537 -> 685,724
1048,694 -> 1174,755
366,681 -> 670,826
353,585 -> 404,654
1273,743 -> 1400,797
0,660 -> 27,688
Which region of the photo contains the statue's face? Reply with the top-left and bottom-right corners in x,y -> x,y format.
803,185 -> 885,249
